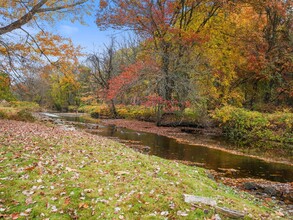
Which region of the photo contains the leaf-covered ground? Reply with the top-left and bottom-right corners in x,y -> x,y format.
0,119 -> 285,219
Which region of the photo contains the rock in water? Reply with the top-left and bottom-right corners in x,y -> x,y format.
264,186 -> 277,196
243,182 -> 259,190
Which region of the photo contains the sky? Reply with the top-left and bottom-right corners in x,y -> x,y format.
3,1 -> 132,62
54,12 -> 129,56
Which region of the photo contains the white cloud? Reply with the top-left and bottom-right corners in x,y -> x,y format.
59,25 -> 78,36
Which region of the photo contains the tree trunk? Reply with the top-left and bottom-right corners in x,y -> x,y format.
155,104 -> 163,126
109,99 -> 117,118
161,41 -> 173,101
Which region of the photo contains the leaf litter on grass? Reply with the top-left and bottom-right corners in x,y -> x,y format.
0,119 -> 287,219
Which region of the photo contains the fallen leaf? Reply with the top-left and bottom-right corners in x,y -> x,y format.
51,205 -> 58,212
79,203 -> 89,209
11,213 -> 19,220
25,197 -> 33,205
64,197 -> 71,205
25,163 -> 37,171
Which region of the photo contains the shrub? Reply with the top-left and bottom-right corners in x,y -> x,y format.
78,105 -> 97,113
0,110 -> 7,119
85,104 -> 112,118
80,104 -> 155,120
212,105 -> 293,146
90,111 -> 100,118
116,105 -> 155,120
10,101 -> 40,111
182,107 -> 210,124
11,109 -> 35,122
68,105 -> 78,112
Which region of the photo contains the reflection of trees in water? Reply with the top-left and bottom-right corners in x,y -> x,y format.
60,115 -> 293,182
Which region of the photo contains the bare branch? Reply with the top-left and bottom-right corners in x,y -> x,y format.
0,0 -> 88,36
37,0 -> 88,13
0,0 -> 48,35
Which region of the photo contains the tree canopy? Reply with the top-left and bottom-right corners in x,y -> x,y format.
1,0 -> 292,114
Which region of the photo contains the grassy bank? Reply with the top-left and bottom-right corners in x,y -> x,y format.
0,101 -> 41,122
0,119 -> 284,219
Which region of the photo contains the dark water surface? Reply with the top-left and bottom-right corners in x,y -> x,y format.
54,113 -> 293,183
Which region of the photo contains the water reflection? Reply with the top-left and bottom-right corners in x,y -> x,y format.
59,115 -> 293,182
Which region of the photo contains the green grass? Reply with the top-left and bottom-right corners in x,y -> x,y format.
0,120 -> 284,219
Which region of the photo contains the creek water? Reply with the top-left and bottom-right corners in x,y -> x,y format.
49,113 -> 293,183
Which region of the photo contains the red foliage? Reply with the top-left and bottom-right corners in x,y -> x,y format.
106,61 -> 144,100
143,95 -> 166,107
143,94 -> 183,111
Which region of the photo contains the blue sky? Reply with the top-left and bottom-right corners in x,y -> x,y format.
4,1 -> 131,60
54,13 -> 128,55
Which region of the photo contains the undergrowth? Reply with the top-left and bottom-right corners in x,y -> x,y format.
212,105 -> 293,148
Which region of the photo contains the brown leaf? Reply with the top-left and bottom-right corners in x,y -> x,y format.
78,203 -> 88,209
64,197 -> 71,205
25,163 -> 37,171
11,213 -> 19,220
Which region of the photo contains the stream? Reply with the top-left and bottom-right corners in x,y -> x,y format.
43,112 -> 293,183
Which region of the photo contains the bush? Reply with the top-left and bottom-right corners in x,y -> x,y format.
0,110 -> 7,119
10,101 -> 40,111
79,104 -> 155,120
12,109 -> 35,122
212,105 -> 293,146
68,105 -> 78,112
78,105 -> 98,113
116,105 -> 155,120
84,104 -> 112,118
182,107 -> 211,125
90,111 -> 100,118
0,101 -> 36,122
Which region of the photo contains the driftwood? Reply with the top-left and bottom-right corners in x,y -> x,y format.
183,194 -> 246,219
183,194 -> 217,206
215,206 -> 245,219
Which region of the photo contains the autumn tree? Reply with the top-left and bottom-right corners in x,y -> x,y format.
96,0 -> 226,106
8,31 -> 83,107
95,0 -> 236,124
50,64 -> 81,111
0,0 -> 92,84
86,39 -> 120,116
76,65 -> 97,105
183,0 -> 293,111
243,0 -> 293,108
214,0 -> 293,109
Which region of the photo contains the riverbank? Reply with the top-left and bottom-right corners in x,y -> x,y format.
0,119 -> 287,219
101,118 -> 293,165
